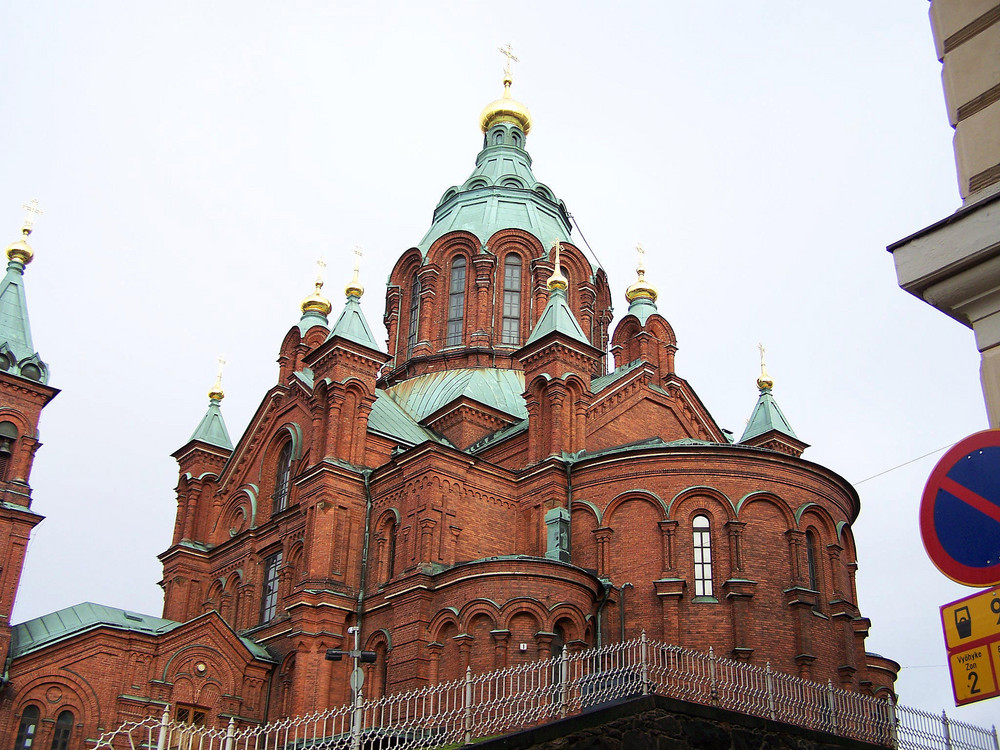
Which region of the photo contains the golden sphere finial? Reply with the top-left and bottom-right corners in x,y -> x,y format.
625,243 -> 658,303
479,44 -> 532,134
756,343 -> 774,391
301,258 -> 333,316
547,239 -> 569,291
208,356 -> 226,401
345,247 -> 365,298
6,199 -> 42,266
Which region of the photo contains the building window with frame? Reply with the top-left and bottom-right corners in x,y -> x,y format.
693,514 -> 713,597
259,550 -> 283,623
501,255 -> 522,346
50,710 -> 74,750
0,421 -> 17,481
446,257 -> 466,346
272,442 -> 292,515
175,705 -> 207,726
14,705 -> 39,750
407,274 -> 421,358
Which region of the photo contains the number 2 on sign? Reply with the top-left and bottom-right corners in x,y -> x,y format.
969,670 -> 980,694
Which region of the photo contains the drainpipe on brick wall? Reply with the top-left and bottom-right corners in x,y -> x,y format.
563,454 -> 575,559
595,579 -> 612,648
355,469 -> 374,640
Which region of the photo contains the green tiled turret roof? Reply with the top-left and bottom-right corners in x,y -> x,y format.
327,293 -> 381,351
739,386 -> 798,443
525,286 -> 590,346
189,396 -> 233,450
0,220 -> 48,384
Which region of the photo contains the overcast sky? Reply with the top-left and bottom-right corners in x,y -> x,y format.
2,0 -> 996,727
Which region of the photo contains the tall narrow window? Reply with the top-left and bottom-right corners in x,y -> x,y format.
806,530 -> 819,592
259,550 -> 283,623
14,706 -> 39,750
272,442 -> 292,514
50,710 -> 74,750
693,515 -> 713,597
501,255 -> 522,345
0,421 -> 18,481
407,274 -> 421,358
446,257 -> 466,346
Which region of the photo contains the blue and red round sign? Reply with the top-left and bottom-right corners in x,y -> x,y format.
920,430 -> 1000,587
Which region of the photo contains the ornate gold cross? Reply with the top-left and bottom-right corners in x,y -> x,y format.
21,199 -> 43,232
499,43 -> 519,78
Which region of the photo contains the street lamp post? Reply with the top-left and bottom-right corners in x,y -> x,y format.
325,626 -> 377,750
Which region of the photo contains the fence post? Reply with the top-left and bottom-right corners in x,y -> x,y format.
765,662 -> 776,721
708,647 -> 718,705
640,630 -> 649,696
942,710 -> 952,750
351,689 -> 363,750
991,724 -> 999,750
224,717 -> 235,750
826,680 -> 838,735
886,698 -> 899,749
464,666 -> 473,746
155,705 -> 170,750
559,646 -> 569,718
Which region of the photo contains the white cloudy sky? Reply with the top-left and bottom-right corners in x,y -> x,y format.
2,0 -> 996,727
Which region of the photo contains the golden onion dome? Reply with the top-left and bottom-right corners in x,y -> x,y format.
625,269 -> 657,304
6,229 -> 34,265
208,383 -> 225,401
345,274 -> 364,299
480,75 -> 532,135
547,240 -> 568,290
301,279 -> 333,316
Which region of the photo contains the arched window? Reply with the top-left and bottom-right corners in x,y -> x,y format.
501,255 -> 522,346
806,530 -> 819,592
259,550 -> 283,623
692,515 -> 713,597
407,274 -> 421,358
14,705 -> 39,750
446,257 -> 466,346
272,442 -> 292,514
50,710 -> 74,750
0,421 -> 18,482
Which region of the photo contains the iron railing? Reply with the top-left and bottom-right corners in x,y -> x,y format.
92,634 -> 999,750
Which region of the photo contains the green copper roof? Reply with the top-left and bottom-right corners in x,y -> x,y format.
10,602 -> 272,661
385,368 -> 528,422
739,388 -> 799,443
418,122 -> 573,253
590,359 -> 646,393
626,296 -> 659,326
189,397 -> 233,450
0,259 -> 48,384
525,287 -> 590,347
326,294 -> 381,351
369,389 -> 452,447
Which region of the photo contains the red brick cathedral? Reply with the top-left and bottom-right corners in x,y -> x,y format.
0,74 -> 898,747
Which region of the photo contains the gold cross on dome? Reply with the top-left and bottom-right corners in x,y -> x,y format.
315,257 -> 327,285
21,199 -> 43,232
216,355 -> 226,382
636,243 -> 646,273
499,43 -> 519,78
757,342 -> 766,368
552,239 -> 562,271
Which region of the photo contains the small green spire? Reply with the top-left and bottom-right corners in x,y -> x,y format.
739,349 -> 798,443
325,257 -> 382,352
189,359 -> 233,450
0,201 -> 48,384
524,286 -> 589,346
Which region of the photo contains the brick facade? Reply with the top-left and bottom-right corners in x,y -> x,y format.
0,94 -> 897,749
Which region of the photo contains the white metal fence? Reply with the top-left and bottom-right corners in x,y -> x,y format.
92,634 -> 999,750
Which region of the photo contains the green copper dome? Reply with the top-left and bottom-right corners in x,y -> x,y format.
418,120 -> 573,253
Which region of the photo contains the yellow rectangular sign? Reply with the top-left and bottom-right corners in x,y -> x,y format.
949,643 -> 999,704
941,585 -> 1000,650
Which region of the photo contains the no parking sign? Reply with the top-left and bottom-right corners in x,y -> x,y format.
920,430 -> 1000,587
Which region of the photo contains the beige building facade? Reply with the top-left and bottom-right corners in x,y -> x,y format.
890,1 -> 1000,426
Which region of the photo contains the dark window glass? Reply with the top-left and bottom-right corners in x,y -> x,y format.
501,255 -> 522,346
14,706 -> 39,750
50,711 -> 73,750
806,530 -> 819,592
259,551 -> 283,623
272,443 -> 292,514
407,275 -> 421,358
693,515 -> 713,597
446,257 -> 466,346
